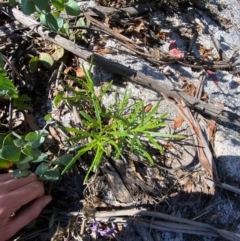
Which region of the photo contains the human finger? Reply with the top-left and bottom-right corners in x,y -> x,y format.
0,173 -> 13,182
5,181 -> 45,216
0,173 -> 38,193
1,195 -> 52,241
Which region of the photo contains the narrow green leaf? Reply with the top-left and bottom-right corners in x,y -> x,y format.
144,132 -> 163,154
84,145 -> 103,182
61,141 -> 97,174
144,102 -> 160,124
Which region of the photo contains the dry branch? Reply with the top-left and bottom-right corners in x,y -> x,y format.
4,7 -> 240,127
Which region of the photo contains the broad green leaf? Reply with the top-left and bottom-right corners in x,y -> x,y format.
37,129 -> 49,137
64,0 -> 80,16
40,12 -> 58,32
56,17 -> 64,29
21,0 -> 36,15
35,162 -> 49,175
14,139 -> 27,147
32,153 -> 48,162
22,145 -> 41,158
44,114 -> 51,121
12,169 -> 31,178
40,168 -> 59,181
53,91 -> 64,107
52,0 -> 65,10
25,132 -> 38,142
3,133 -> 14,146
76,17 -> 85,27
32,136 -> 45,148
1,145 -> 21,162
33,0 -> 50,13
0,76 -> 18,98
51,46 -> 64,61
0,159 -> 13,169
16,162 -> 30,170
13,94 -> 31,110
8,0 -> 16,6
55,154 -> 73,166
29,56 -> 39,73
0,133 -> 6,148
18,154 -> 33,164
39,52 -> 54,68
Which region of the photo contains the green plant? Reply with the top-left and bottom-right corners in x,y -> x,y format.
54,58 -> 183,182
18,0 -> 81,33
0,129 -> 73,180
0,53 -> 18,99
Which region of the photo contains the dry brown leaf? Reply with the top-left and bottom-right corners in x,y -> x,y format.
23,111 -> 39,131
74,67 -> 85,78
64,66 -> 73,74
198,45 -> 213,61
129,159 -> 144,182
49,126 -> 61,143
135,20 -> 145,32
144,103 -> 152,113
94,47 -> 117,55
205,119 -> 216,140
155,31 -> 167,40
174,114 -> 184,129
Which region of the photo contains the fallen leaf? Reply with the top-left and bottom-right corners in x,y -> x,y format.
169,40 -> 184,59
199,45 -> 213,61
205,119 -> 216,140
39,52 -> 54,69
23,111 -> 40,131
174,114 -> 184,129
144,103 -> 152,113
74,67 -> 85,78
51,45 -> 64,61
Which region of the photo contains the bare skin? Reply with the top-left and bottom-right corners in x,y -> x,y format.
0,173 -> 52,241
